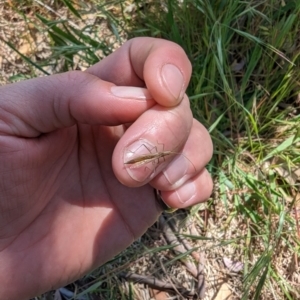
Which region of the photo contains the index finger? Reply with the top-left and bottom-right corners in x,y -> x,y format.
86,37 -> 192,107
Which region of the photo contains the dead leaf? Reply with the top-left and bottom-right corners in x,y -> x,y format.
150,288 -> 169,300
18,33 -> 35,55
223,257 -> 244,273
230,58 -> 246,72
215,283 -> 232,300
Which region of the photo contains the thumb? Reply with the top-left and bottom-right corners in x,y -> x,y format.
0,71 -> 155,137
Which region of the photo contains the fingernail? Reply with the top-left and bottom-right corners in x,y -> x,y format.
123,139 -> 170,182
161,64 -> 184,101
163,154 -> 191,187
111,86 -> 152,100
176,181 -> 196,203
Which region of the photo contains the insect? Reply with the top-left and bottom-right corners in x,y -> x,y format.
124,149 -> 173,169
124,141 -> 196,182
124,141 -> 177,170
124,141 -> 196,172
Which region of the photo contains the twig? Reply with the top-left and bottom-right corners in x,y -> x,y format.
169,216 -> 206,296
158,257 -> 186,298
119,272 -> 195,298
294,203 -> 299,269
33,0 -> 81,30
169,218 -> 200,261
196,252 -> 206,298
159,215 -> 198,278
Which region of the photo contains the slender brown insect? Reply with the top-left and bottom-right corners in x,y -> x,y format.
124,150 -> 173,168
124,142 -> 196,172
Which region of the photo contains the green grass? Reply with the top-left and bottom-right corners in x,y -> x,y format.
5,0 -> 300,299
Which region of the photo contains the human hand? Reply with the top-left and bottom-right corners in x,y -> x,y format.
0,37 -> 213,299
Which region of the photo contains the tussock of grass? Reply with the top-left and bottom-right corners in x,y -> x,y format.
2,0 -> 300,299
